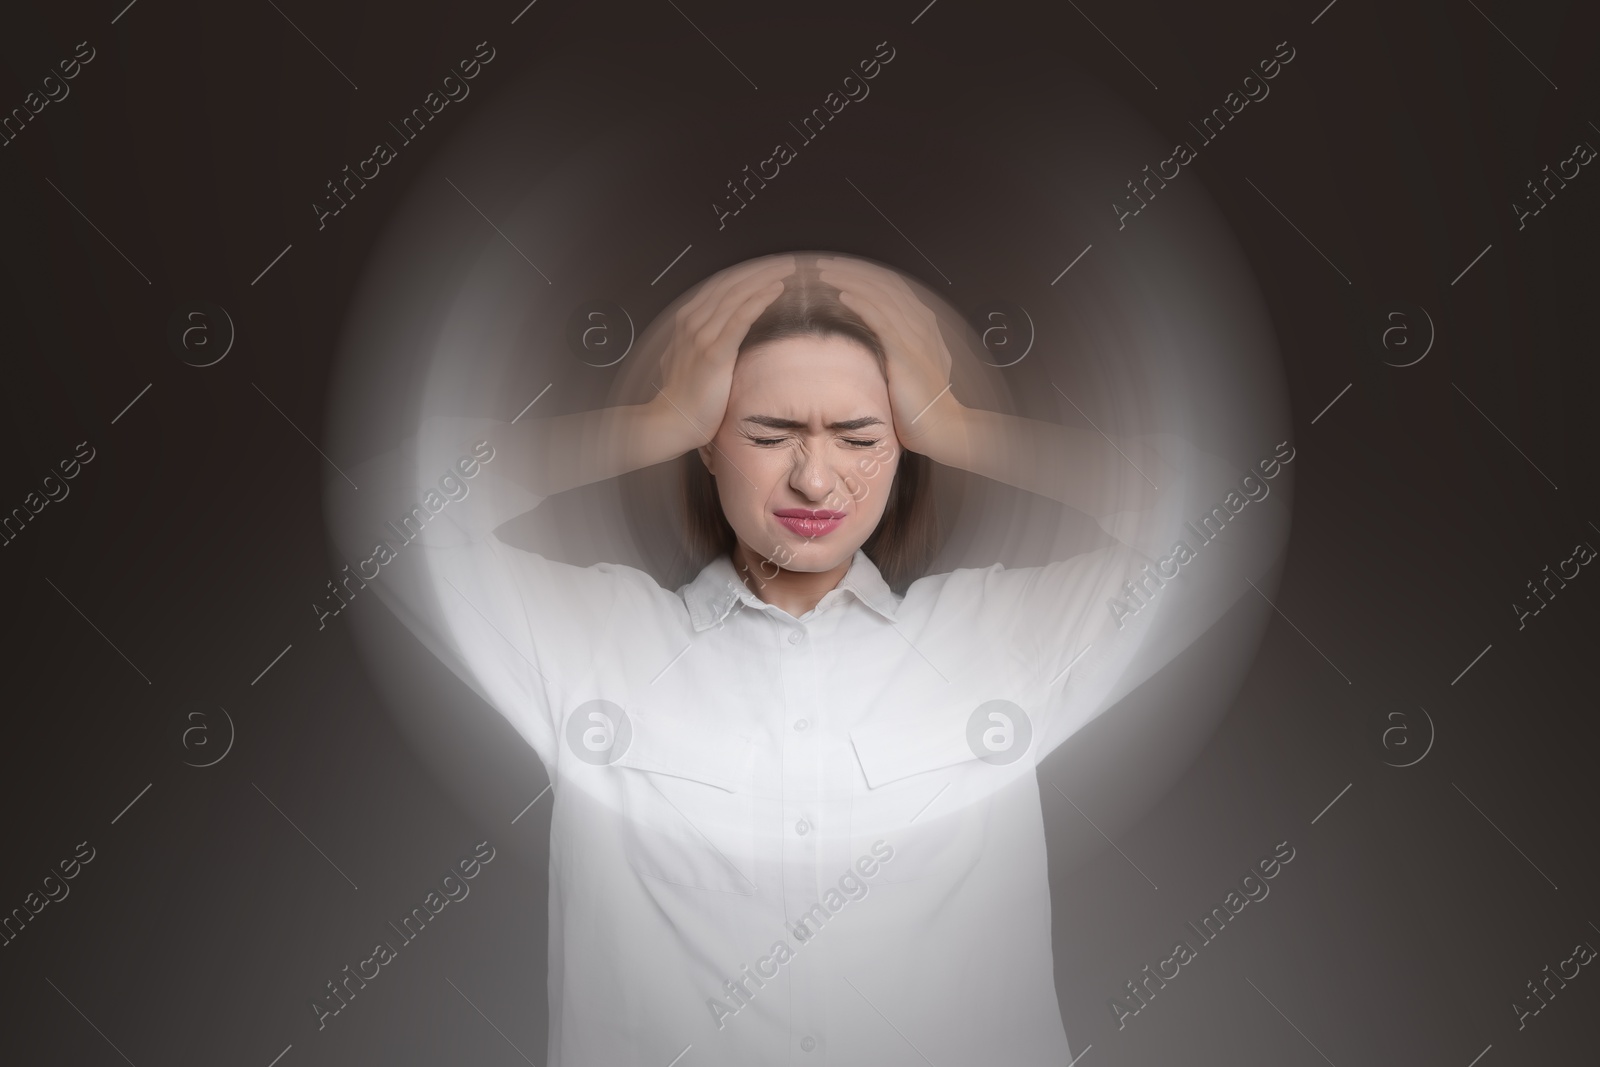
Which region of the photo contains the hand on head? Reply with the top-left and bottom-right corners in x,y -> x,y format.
655,255 -> 797,446
816,257 -> 957,450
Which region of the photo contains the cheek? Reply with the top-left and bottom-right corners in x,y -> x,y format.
719,446 -> 782,514
833,455 -> 873,498
853,450 -> 900,507
717,468 -> 757,515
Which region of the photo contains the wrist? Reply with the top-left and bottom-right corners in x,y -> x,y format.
639,395 -> 713,455
898,388 -> 967,461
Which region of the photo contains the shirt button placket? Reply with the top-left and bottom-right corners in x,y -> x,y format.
781,619 -> 823,1064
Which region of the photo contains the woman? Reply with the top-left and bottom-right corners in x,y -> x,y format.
343,253 -> 1236,1066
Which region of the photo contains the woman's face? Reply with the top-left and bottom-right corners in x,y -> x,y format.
698,333 -> 902,575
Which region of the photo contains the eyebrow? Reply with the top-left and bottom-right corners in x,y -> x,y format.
742,415 -> 887,431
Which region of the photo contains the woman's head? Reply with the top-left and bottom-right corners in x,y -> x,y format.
681,257 -> 938,592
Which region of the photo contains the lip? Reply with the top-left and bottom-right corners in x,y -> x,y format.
774,509 -> 845,538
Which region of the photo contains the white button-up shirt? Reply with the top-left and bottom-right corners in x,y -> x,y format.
338,422 -> 1280,1067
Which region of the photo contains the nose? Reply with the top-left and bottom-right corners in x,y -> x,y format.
788,442 -> 855,507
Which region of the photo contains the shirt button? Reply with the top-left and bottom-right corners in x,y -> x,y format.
788,630 -> 803,644
793,718 -> 809,732
801,1036 -> 816,1052
795,819 -> 810,835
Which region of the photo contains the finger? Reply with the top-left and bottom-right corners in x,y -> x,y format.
699,265 -> 790,349
700,252 -> 800,340
816,259 -> 907,298
816,257 -> 921,302
820,268 -> 902,320
825,273 -> 935,346
683,256 -> 795,335
718,255 -> 797,310
708,278 -> 787,355
708,253 -> 796,301
678,256 -> 789,330
816,255 -> 891,278
833,288 -> 947,394
832,287 -> 921,360
697,253 -> 796,335
815,254 -> 886,273
817,261 -> 895,292
822,271 -> 925,345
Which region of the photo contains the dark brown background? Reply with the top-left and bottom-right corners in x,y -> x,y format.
1,0 -> 1596,1063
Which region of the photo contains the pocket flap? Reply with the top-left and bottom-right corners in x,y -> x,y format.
612,710 -> 757,792
849,705 -> 987,789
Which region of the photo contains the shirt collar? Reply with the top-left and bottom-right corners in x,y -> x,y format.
682,549 -> 901,631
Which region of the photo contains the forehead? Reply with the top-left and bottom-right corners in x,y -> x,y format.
729,334 -> 887,409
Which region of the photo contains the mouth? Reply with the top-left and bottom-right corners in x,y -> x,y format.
773,509 -> 845,538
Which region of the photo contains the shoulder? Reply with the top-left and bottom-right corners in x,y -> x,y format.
484,537 -> 690,620
898,562 -> 1009,614
900,549 -> 1120,615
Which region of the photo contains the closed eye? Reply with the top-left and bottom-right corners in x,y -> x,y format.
747,436 -> 882,448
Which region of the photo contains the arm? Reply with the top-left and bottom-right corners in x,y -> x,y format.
818,257 -> 1290,766
320,257 -> 799,767
386,399 -> 703,547
897,393 -> 1175,520
468,396 -> 704,504
347,254 -> 798,546
816,255 -> 1173,531
511,254 -> 797,502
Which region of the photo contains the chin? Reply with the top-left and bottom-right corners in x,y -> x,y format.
747,530 -> 855,573
787,538 -> 862,569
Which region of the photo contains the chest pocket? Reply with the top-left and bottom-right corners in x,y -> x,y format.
611,711 -> 760,895
847,704 -> 998,885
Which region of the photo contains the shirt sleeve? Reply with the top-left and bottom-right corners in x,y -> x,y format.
959,433 -> 1294,763
327,416 -> 658,770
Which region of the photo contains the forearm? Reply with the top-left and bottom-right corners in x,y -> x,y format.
331,399 -> 701,550
441,395 -> 703,501
910,397 -> 1173,516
